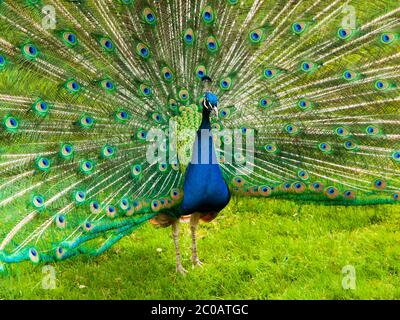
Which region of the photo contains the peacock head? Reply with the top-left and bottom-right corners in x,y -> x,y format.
202,76 -> 218,119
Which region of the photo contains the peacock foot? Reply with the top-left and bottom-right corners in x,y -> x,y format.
192,258 -> 203,268
176,264 -> 188,275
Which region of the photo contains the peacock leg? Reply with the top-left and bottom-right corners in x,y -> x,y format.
172,221 -> 187,274
190,213 -> 203,268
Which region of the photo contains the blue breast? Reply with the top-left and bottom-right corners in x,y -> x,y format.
180,119 -> 230,215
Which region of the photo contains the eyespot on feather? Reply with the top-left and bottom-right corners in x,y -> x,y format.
325,186 -> 339,199
202,6 -> 215,24
143,7 -> 157,25
99,36 -> 115,52
136,43 -> 151,59
59,143 -> 74,160
22,43 -> 39,60
79,160 -> 95,175
2,115 -> 19,133
205,36 -> 219,53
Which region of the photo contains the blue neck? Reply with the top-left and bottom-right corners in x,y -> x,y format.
200,108 -> 211,130
180,103 -> 230,215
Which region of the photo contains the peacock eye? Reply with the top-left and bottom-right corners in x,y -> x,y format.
338,27 -> 354,40
292,22 -> 306,34
263,67 -> 279,79
62,32 -> 78,47
64,79 -> 81,93
161,66 -> 174,82
36,156 -> 51,171
248,27 -> 267,44
99,36 -> 114,52
251,32 -> 260,41
373,178 -> 386,190
202,6 -> 215,24
90,200 -> 101,213
319,142 -> 332,153
219,77 -> 232,91
32,195 -> 45,209
114,109 -> 130,123
143,8 -> 157,25
101,145 -> 115,158
32,99 -> 50,117
342,69 -> 360,81
136,43 -> 151,59
59,143 -> 74,159
55,214 -> 66,228
100,79 -> 116,92
380,33 -> 394,44
80,160 -> 95,174
178,89 -> 189,102
22,43 -> 39,60
183,28 -> 195,45
206,36 -> 219,53
74,190 -> 86,203
28,247 -> 40,263
195,65 -> 207,79
78,114 -> 94,129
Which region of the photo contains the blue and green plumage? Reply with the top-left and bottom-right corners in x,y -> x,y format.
0,0 -> 399,269
181,91 -> 230,215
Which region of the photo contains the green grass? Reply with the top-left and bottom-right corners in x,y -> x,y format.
1,197 -> 400,300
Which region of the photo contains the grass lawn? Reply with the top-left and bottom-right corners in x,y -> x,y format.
1,197 -> 400,300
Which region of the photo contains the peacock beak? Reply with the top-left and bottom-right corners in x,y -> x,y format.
212,105 -> 218,119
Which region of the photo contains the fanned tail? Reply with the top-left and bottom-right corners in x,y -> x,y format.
0,0 -> 399,267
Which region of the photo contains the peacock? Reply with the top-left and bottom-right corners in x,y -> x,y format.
0,0 -> 399,275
